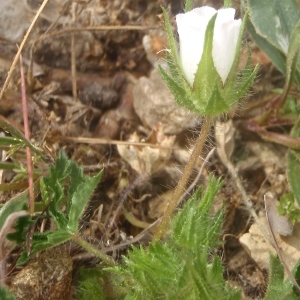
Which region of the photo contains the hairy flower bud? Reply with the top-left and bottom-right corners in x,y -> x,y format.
158,6 -> 258,117
176,7 -> 241,85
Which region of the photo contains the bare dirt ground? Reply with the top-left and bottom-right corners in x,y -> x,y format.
0,0 -> 298,299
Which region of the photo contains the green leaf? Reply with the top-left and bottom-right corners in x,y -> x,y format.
287,118 -> 300,206
108,177 -> 241,299
278,193 -> 300,224
158,65 -> 196,112
17,152 -> 103,264
68,161 -> 85,201
0,116 -> 44,156
283,20 -> 300,94
6,214 -> 33,244
67,170 -> 103,232
203,85 -> 230,116
235,64 -> 259,101
264,255 -> 298,300
0,189 -> 29,229
246,19 -> 286,74
225,10 -> 249,87
193,14 -> 219,102
43,151 -> 71,228
75,268 -> 105,300
184,0 -> 193,12
161,7 -> 180,69
224,0 -> 232,8
287,150 -> 300,206
0,287 -> 16,300
177,176 -> 223,250
0,136 -> 23,147
247,0 -> 300,55
17,230 -> 72,265
0,161 -> 16,170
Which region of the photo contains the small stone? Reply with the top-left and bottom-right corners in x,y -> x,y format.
79,81 -> 119,110
10,247 -> 72,300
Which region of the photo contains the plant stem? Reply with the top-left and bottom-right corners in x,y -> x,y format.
72,233 -> 116,267
153,117 -> 212,241
20,54 -> 35,215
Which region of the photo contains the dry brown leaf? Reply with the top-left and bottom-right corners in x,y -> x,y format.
240,217 -> 300,272
215,120 -> 235,165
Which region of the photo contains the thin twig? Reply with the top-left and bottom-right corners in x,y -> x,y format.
38,25 -> 156,41
0,0 -> 50,101
224,157 -> 272,247
153,117 -> 212,241
71,3 -> 78,102
19,55 -> 35,215
63,136 -> 180,149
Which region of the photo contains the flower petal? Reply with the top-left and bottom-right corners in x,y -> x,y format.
176,7 -> 216,85
212,9 -> 242,83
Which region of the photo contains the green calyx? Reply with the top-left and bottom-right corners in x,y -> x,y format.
159,8 -> 258,117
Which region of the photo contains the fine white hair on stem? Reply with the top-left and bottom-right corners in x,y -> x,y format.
178,147 -> 215,205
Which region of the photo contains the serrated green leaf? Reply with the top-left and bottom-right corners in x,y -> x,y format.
6,214 -> 33,244
17,229 -> 72,265
264,255 -> 298,300
172,177 -> 223,250
108,177 -> 240,299
75,267 -> 105,300
42,151 -> 71,228
67,170 -> 103,232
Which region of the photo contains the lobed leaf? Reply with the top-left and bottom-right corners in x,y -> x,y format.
67,170 -> 103,233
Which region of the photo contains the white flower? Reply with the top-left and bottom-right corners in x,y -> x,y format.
176,7 -> 242,85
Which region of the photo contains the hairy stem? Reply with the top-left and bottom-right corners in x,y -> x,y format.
72,233 -> 116,267
153,117 -> 212,241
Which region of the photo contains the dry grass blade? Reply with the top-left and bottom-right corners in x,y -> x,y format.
0,0 -> 50,101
